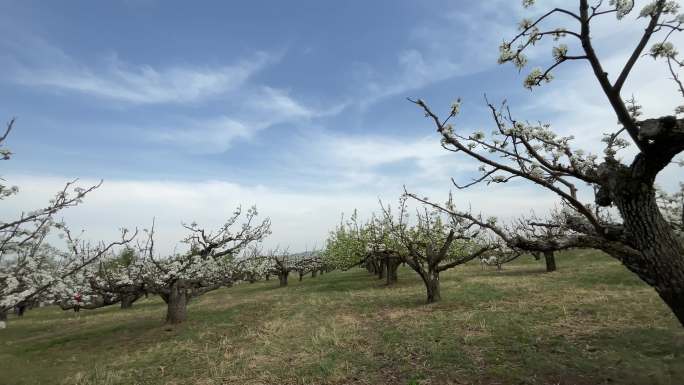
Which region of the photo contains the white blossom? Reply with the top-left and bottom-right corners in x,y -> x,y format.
610,0 -> 634,19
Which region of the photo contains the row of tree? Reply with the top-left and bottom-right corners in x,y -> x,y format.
322,196 -> 527,303
1,188 -> 333,326
0,117 -> 332,326
324,0 -> 684,328
2,0 -> 684,329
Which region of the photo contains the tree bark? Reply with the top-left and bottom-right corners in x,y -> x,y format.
377,259 -> 386,280
298,271 -> 304,282
600,165 -> 684,326
279,272 -> 289,287
544,251 -> 557,272
14,304 -> 27,317
617,192 -> 684,325
0,309 -> 7,328
164,281 -> 188,324
386,257 -> 400,285
424,271 -> 441,303
120,293 -> 139,309
311,270 -> 318,278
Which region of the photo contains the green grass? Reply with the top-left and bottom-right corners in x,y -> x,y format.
1,250 -> 683,385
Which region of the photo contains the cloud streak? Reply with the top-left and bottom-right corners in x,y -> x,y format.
3,37 -> 273,104
0,174 -> 559,254
145,86 -> 331,153
355,2 -> 524,107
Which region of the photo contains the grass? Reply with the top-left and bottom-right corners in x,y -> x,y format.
1,250 -> 683,385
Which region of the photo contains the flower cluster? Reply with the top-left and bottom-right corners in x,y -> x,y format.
650,42 -> 678,59
611,0 -> 635,19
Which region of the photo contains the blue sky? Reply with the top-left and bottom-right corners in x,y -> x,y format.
1,0 -> 682,252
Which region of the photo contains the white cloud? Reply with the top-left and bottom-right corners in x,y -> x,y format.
0,174 -> 558,255
144,86 -> 328,153
3,37 -> 273,104
356,2 -> 525,106
327,134 -> 445,167
363,49 -> 462,104
273,129 -> 484,194
324,132 -> 479,181
249,86 -> 315,119
147,117 -> 251,154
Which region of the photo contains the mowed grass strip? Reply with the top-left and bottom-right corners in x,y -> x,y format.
1,250 -> 683,385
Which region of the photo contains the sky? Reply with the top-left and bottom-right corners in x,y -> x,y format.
0,0 -> 682,254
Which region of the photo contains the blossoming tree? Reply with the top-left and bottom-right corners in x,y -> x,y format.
322,211 -> 403,285
380,196 -> 495,303
265,248 -> 295,287
408,0 -> 684,324
0,120 -> 135,327
87,246 -> 148,309
142,207 -> 270,324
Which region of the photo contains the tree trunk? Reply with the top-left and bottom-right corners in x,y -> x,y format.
120,294 -> 138,309
165,281 -> 188,324
279,272 -> 289,287
544,251 -> 557,272
311,270 -> 318,278
265,274 -> 270,281
424,271 -> 441,303
14,304 -> 27,317
367,259 -> 377,274
377,260 -> 386,280
386,257 -> 400,285
603,172 -> 684,326
0,309 -> 7,329
298,271 -> 304,282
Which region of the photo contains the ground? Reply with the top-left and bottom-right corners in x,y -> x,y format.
1,250 -> 683,385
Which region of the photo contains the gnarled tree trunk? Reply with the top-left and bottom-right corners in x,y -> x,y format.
614,186 -> 684,325
278,272 -> 289,287
0,309 -> 7,329
377,260 -> 386,280
598,157 -> 684,326
543,251 -> 556,272
423,270 -> 441,303
14,303 -> 27,317
163,281 -> 188,324
386,256 -> 400,285
120,293 -> 140,309
365,259 -> 373,274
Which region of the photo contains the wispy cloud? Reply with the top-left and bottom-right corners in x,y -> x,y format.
355,2 -> 524,106
145,86 -> 331,153
279,129 -> 481,192
248,86 -> 315,119
3,37 -> 273,104
362,49 -> 462,105
148,117 -> 251,154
